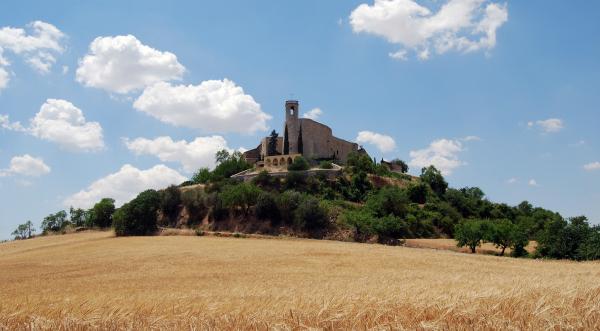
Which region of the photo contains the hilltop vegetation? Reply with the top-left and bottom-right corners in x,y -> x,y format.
15,150 -> 600,261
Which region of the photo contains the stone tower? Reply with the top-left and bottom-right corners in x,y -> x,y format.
284,100 -> 299,154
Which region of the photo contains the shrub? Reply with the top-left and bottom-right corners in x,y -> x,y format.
88,198 -> 116,228
255,191 -> 279,221
252,170 -> 276,189
181,188 -> 208,223
288,156 -> 310,171
407,182 -> 428,204
349,171 -> 372,202
160,185 -> 181,219
113,190 -> 161,236
284,171 -> 306,190
319,161 -> 333,169
192,168 -> 211,184
365,186 -> 409,218
221,183 -> 260,216
342,209 -> 377,240
346,152 -> 374,174
277,190 -> 303,225
454,219 -> 490,253
294,196 -> 329,231
372,215 -> 408,244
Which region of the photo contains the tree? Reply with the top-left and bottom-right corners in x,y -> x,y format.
277,190 -> 303,225
297,125 -> 303,154
390,159 -> 409,173
346,152 -> 374,174
407,182 -> 428,204
455,220 -> 489,253
536,216 -> 592,260
88,198 -> 116,228
487,219 -> 516,256
420,166 -> 448,196
69,207 -> 87,227
268,130 -> 279,156
160,185 -> 182,219
366,186 -> 409,219
288,156 -> 310,171
113,190 -> 161,236
192,168 -> 211,184
349,171 -> 372,202
255,191 -> 279,221
283,124 -> 289,155
211,150 -> 251,180
11,221 -> 35,240
215,149 -> 230,164
294,196 -> 328,231
221,183 -> 261,216
41,210 -> 69,234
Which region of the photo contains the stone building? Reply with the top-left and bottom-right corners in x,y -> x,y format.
243,100 -> 360,168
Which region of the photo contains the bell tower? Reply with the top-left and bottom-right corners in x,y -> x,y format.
284,100 -> 299,154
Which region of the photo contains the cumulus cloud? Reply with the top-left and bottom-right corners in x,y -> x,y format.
1,99 -> 104,151
584,162 -> 600,171
64,164 -> 186,209
350,0 -> 508,60
356,130 -> 396,153
302,108 -> 323,120
528,179 -> 538,186
409,138 -> 465,175
0,154 -> 50,177
124,135 -> 230,173
0,21 -> 65,80
76,35 -> 185,94
527,118 -> 564,133
133,80 -> 270,134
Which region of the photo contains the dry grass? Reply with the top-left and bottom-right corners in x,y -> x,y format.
1,231 -> 599,330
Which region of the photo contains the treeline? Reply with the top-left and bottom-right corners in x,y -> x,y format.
12,150 -> 599,261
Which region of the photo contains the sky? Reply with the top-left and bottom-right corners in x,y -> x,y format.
1,0 -> 599,239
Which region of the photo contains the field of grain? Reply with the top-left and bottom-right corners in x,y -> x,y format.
404,238 -> 537,255
1,231 -> 599,330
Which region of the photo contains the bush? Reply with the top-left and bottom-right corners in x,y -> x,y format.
252,170 -> 277,189
192,168 -> 211,184
277,190 -> 303,225
288,156 -> 310,171
181,188 -> 208,223
88,198 -> 115,228
365,186 -> 409,218
343,209 -> 377,240
284,171 -> 306,190
407,182 -> 428,204
255,191 -> 279,221
160,185 -> 181,219
349,171 -> 372,202
319,161 -> 333,169
454,219 -> 489,253
294,196 -> 329,231
372,215 -> 408,244
113,190 -> 160,236
220,183 -> 261,216
346,152 -> 374,174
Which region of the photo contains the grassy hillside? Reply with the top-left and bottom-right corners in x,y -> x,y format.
1,232 -> 599,330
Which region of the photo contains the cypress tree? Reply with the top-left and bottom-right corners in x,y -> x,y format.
297,125 -> 303,154
283,124 -> 289,155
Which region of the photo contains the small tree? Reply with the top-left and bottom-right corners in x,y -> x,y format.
255,191 -> 279,221
267,130 -> 279,156
277,190 -> 303,225
297,125 -> 304,154
69,207 -> 87,227
294,196 -> 328,231
11,221 -> 35,240
283,125 -> 290,155
319,161 -> 333,169
487,219 -> 515,256
288,156 -> 310,171
420,166 -> 448,197
88,198 -> 116,228
455,220 -> 489,253
160,185 -> 182,219
113,190 -> 161,236
221,183 -> 260,216
41,210 -> 69,234
192,168 -> 211,184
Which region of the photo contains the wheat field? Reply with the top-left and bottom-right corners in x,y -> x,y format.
1,231 -> 599,330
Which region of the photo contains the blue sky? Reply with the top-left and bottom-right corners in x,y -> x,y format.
1,0 -> 599,239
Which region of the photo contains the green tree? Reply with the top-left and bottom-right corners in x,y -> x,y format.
407,182 -> 428,204
319,160 -> 333,169
113,190 -> 161,236
88,198 -> 116,228
283,124 -> 289,155
277,190 -> 303,225
365,186 -> 409,219
69,207 -> 87,227
288,156 -> 310,171
420,166 -> 448,197
294,196 -> 328,231
455,220 -> 489,253
11,221 -> 35,240
267,130 -> 279,156
255,191 -> 279,221
487,219 -> 517,256
160,185 -> 182,219
297,125 -> 303,154
221,183 -> 261,216
41,210 -> 69,234
192,168 -> 211,184
346,152 -> 375,174
212,150 -> 251,180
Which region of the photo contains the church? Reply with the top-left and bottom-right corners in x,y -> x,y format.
243,100 -> 361,169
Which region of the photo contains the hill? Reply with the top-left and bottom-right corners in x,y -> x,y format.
1,231 -> 599,330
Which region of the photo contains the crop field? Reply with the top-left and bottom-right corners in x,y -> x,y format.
1,231 -> 599,330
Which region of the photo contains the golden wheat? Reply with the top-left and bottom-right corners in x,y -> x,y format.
1,231 -> 599,330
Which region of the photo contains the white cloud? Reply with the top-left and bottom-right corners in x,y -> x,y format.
409,138 -> 465,175
0,114 -> 25,131
76,35 -> 185,94
124,135 -> 230,173
62,65 -> 69,75
0,21 -> 65,75
528,179 -> 538,186
356,130 -> 396,153
64,164 -> 186,209
388,50 -> 408,60
584,162 -> 600,171
28,99 -> 104,152
0,154 -> 50,177
349,0 -> 508,60
302,108 -> 323,120
462,135 -> 481,141
133,80 -> 270,134
0,66 -> 8,91
528,118 -> 564,133
506,177 -> 517,184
